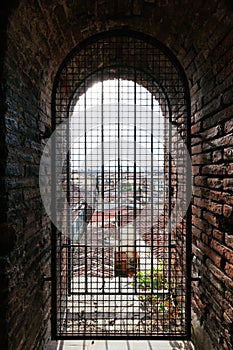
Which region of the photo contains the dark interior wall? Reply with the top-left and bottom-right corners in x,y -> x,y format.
0,1 -> 232,350
190,14 -> 233,350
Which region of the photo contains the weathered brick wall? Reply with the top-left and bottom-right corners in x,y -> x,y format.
1,41 -> 52,350
0,0 -> 233,349
0,2 -> 52,349
190,22 -> 233,349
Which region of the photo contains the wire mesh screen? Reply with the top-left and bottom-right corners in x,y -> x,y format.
51,31 -> 191,339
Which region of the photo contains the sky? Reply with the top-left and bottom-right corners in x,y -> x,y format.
70,79 -> 165,173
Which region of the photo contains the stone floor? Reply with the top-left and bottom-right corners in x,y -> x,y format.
64,274 -> 184,337
57,339 -> 195,350
51,195 -> 189,347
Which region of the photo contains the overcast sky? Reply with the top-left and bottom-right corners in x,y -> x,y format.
70,79 -> 165,172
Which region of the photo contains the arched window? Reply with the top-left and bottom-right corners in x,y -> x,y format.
49,30 -> 192,339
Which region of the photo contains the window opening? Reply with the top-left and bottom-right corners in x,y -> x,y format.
50,30 -> 192,340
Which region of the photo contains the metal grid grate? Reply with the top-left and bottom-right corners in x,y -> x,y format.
51,30 -> 191,339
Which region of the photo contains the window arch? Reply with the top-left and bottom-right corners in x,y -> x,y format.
50,30 -> 192,339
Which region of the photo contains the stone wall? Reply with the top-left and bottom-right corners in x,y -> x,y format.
0,1 -> 232,349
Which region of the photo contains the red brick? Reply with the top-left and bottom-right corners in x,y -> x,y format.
223,178 -> 233,192
194,294 -> 205,314
202,164 -> 233,176
197,241 -> 221,267
202,104 -> 233,129
202,232 -> 210,245
203,210 -> 219,227
192,144 -> 202,155
194,196 -> 209,208
207,178 -> 222,189
211,240 -> 233,263
202,188 -> 233,205
212,150 -> 222,163
192,244 -> 204,262
223,204 -> 233,218
225,117 -> 233,134
211,239 -> 224,255
202,134 -> 233,152
202,278 -> 223,308
192,205 -> 202,217
223,191 -> 233,205
225,234 -> 233,249
192,153 -> 212,165
201,124 -> 222,139
191,122 -> 201,136
205,202 -> 222,215
192,225 -> 201,240
225,290 -> 233,305
206,259 -> 229,288
223,300 -> 233,321
192,165 -> 201,176
212,229 -> 224,242
225,262 -> 233,279
223,147 -> 233,161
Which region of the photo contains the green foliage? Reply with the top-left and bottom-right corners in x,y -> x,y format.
121,183 -> 133,191
137,262 -> 184,318
139,294 -> 170,313
137,263 -> 167,290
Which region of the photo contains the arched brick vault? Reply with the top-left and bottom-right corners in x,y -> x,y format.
0,1 -> 233,350
4,0 -> 232,90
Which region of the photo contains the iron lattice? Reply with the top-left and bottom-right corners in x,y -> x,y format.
51,30 -> 192,339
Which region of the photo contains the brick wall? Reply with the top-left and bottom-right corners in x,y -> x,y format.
0,1 -> 232,349
0,2 -> 52,349
1,42 -> 52,350
190,24 -> 233,349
